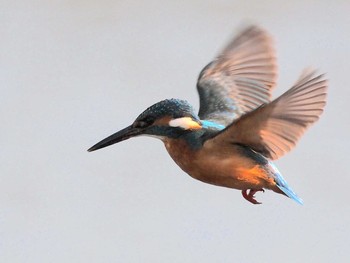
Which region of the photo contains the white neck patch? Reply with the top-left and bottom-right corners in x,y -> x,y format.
168,117 -> 201,130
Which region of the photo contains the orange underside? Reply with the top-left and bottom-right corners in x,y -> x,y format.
238,164 -> 278,189
164,138 -> 277,191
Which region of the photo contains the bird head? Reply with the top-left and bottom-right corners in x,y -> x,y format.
88,99 -> 202,152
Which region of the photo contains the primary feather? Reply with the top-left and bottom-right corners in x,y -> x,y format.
197,25 -> 277,126
207,70 -> 328,160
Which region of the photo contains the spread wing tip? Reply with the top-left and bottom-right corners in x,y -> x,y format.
197,25 -> 278,125
263,69 -> 328,159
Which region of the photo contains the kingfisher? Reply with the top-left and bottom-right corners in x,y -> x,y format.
88,26 -> 327,205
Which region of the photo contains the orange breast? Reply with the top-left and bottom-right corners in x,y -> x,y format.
164,138 -> 276,190
164,138 -> 197,174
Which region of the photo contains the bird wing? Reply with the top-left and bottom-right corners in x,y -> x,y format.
204,70 -> 328,160
197,25 -> 277,126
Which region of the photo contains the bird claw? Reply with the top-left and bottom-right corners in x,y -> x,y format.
242,189 -> 265,204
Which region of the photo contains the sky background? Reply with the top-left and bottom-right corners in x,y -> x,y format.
1,1 -> 350,262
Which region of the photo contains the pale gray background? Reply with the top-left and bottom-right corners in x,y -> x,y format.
1,1 -> 349,262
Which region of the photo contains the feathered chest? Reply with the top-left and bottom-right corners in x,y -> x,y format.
163,137 -> 273,189
164,138 -> 199,174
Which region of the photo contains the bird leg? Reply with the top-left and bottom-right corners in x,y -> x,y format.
241,189 -> 265,204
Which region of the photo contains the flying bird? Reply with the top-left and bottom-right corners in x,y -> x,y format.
88,26 -> 327,204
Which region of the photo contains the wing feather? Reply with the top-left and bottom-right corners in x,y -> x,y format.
197,25 -> 277,126
206,70 -> 328,160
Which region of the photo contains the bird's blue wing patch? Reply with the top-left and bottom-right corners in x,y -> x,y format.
201,120 -> 225,130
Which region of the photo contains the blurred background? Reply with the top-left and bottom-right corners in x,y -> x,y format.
1,1 -> 349,262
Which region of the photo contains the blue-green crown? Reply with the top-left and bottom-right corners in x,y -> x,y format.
136,99 -> 198,123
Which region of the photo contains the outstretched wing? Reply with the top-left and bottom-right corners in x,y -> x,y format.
197,25 -> 277,126
205,70 -> 328,160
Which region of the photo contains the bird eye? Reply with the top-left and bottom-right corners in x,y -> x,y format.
133,117 -> 154,128
134,121 -> 148,128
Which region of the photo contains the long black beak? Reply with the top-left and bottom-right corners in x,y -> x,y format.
88,125 -> 141,152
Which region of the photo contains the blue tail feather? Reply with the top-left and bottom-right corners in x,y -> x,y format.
269,163 -> 303,205
276,184 -> 304,205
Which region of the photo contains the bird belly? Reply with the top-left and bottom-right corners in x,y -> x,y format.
190,155 -> 275,190
164,139 -> 275,190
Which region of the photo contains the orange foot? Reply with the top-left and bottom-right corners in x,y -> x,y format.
241,189 -> 265,204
